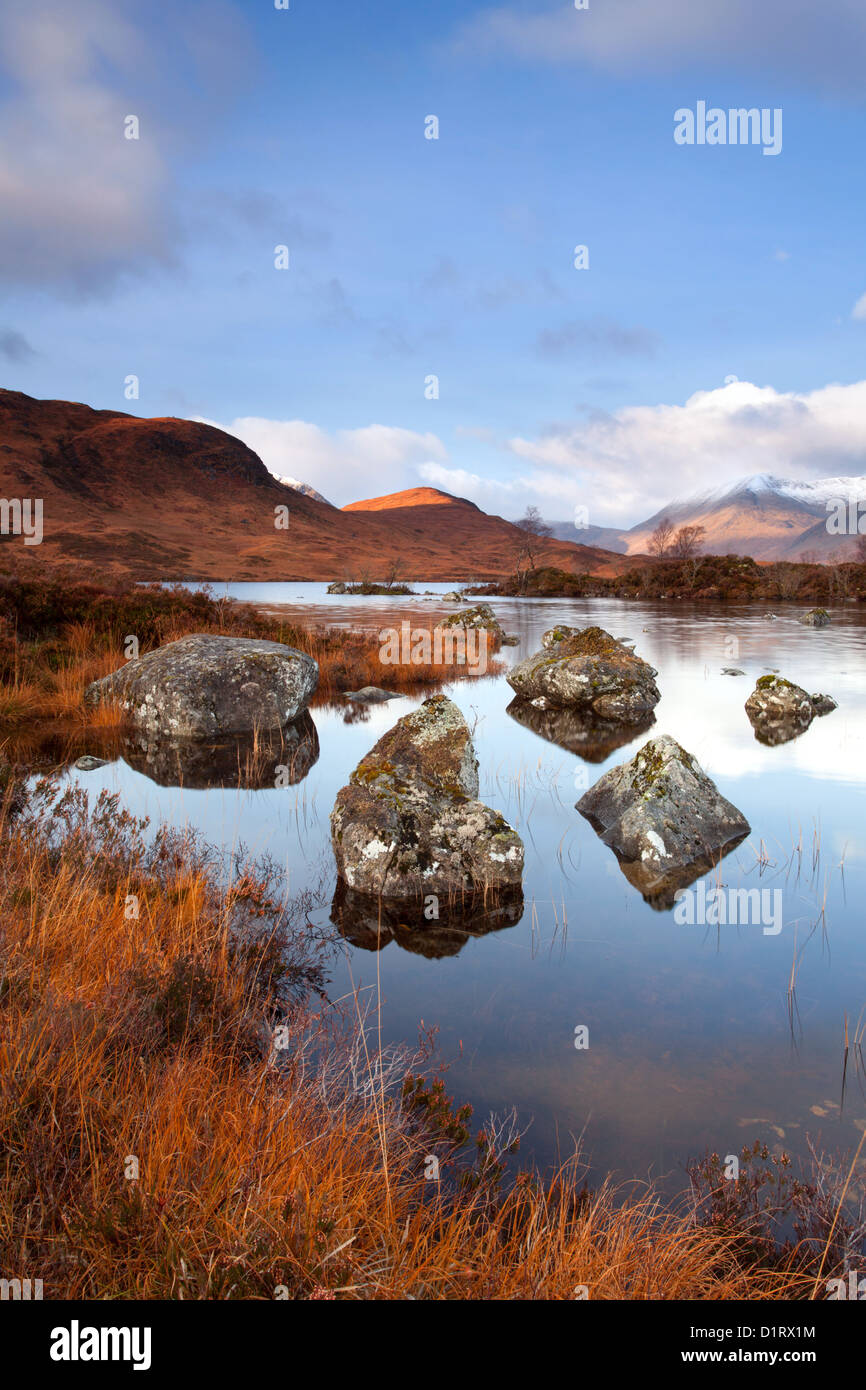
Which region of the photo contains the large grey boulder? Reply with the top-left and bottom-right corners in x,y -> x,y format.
507,626 -> 659,720
577,735 -> 750,907
330,694 -> 524,900
85,634 -> 318,738
744,675 -> 836,746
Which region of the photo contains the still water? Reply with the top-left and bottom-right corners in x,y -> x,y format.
69,584 -> 866,1189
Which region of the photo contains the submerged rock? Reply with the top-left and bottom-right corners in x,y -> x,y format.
506,696 -> 654,762
721,668 -> 745,676
744,675 -> 836,746
577,735 -> 750,909
507,626 -> 660,720
85,634 -> 318,738
330,694 -> 524,899
799,608 -> 831,628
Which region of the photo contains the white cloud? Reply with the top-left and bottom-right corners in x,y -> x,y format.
852,293 -> 866,320
424,378 -> 866,526
454,0 -> 866,93
198,416 -> 449,506
0,0 -> 256,293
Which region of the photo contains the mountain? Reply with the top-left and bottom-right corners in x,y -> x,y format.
273,475 -> 334,507
546,473 -> 866,561
0,389 -> 633,582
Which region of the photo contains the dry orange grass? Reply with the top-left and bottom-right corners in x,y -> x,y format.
0,784 -> 816,1301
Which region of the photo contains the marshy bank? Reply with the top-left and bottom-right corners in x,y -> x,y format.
0,778 -> 860,1300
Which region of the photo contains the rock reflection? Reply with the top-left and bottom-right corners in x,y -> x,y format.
745,709 -> 813,747
331,879 -> 524,958
120,711 -> 319,788
506,697 -> 655,761
579,815 -> 750,912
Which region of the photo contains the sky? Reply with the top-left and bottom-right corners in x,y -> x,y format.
1,0 -> 865,528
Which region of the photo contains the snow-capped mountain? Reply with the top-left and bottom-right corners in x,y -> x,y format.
548,473 -> 866,560
272,475 -> 335,508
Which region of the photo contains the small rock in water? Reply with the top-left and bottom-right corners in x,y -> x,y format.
745,675 -> 836,746
342,687 -> 401,703
75,755 -> 109,772
721,668 -> 745,676
799,607 -> 831,628
810,693 -> 838,716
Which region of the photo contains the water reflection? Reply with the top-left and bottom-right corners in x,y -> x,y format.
331,879 -> 524,958
506,696 -> 655,761
121,712 -> 319,789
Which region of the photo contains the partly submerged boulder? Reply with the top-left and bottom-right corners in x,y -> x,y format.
507,626 -> 659,720
326,581 -> 348,594
85,634 -> 318,738
577,735 -> 750,908
799,608 -> 831,628
744,675 -> 836,746
330,694 -> 523,900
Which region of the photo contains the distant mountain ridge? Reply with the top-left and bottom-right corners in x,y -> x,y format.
549,472 -> 866,560
0,389 -> 634,582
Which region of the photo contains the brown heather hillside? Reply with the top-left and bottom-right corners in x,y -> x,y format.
0,390 -> 634,582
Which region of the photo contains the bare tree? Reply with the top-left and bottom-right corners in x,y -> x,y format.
514,505 -> 552,574
383,558 -> 402,591
670,524 -> 706,559
648,516 -> 676,558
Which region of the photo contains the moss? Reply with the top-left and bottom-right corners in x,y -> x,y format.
756,675 -> 795,691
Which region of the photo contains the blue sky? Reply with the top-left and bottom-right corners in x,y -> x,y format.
1,0 -> 865,525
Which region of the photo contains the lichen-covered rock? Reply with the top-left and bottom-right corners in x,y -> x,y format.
442,591 -> 465,602
85,634 -> 318,738
507,626 -> 659,720
744,676 -> 837,745
330,694 -> 523,899
436,603 -> 503,635
799,608 -> 831,627
541,625 -> 580,650
810,693 -> 838,716
577,735 -> 750,907
326,581 -> 348,594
